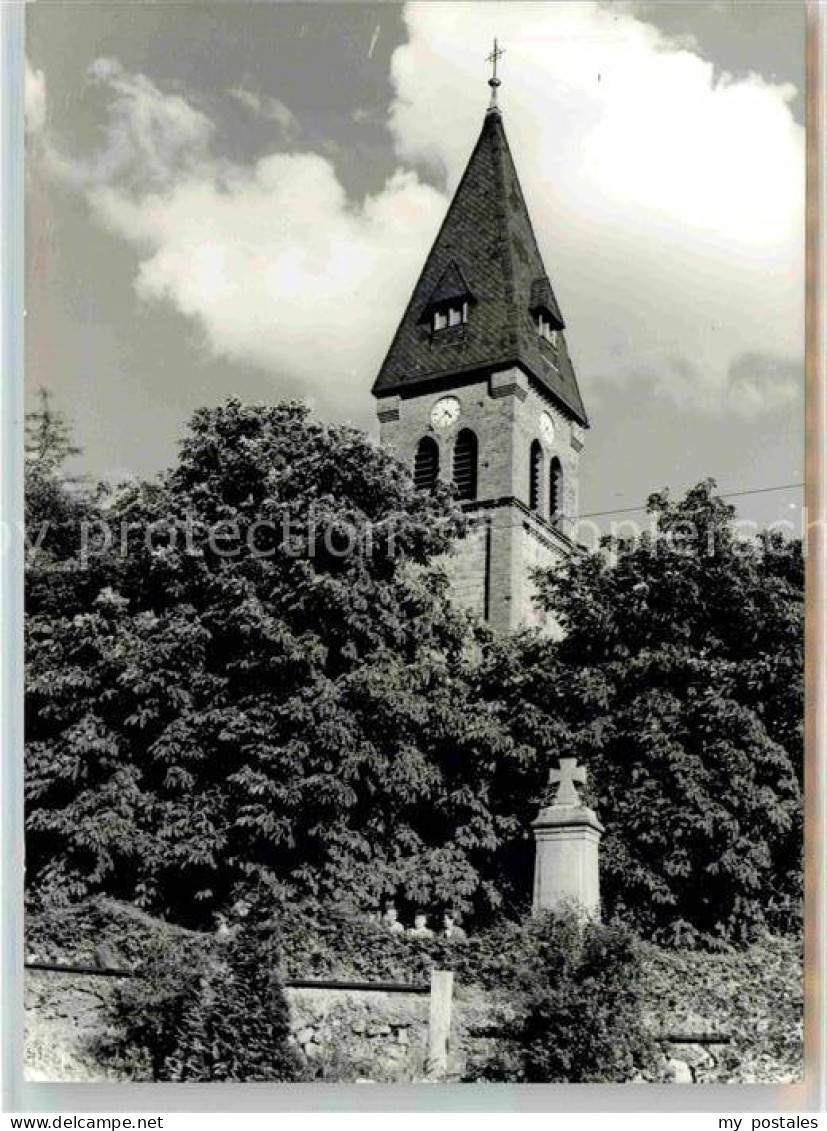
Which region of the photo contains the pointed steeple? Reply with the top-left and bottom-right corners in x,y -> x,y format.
372,91 -> 588,426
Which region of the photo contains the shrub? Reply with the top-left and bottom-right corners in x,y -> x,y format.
258,898 -> 549,989
99,923 -> 302,1082
639,932 -> 803,1083
263,900 -> 659,1083
25,894 -> 196,968
467,911 -> 659,1083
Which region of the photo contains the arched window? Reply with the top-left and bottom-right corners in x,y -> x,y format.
529,440 -> 544,513
452,429 -> 478,501
413,436 -> 439,490
549,457 -> 564,522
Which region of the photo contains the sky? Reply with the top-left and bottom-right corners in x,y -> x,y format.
25,1 -> 806,533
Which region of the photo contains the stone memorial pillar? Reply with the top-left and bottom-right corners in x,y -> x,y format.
532,757 -> 603,918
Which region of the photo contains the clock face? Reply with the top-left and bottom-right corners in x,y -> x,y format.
430,396 -> 461,429
540,411 -> 555,446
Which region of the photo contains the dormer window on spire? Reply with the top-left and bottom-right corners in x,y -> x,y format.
537,313 -> 557,346
433,301 -> 469,333
420,260 -> 475,336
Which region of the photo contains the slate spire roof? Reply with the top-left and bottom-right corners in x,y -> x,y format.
372,103 -> 588,426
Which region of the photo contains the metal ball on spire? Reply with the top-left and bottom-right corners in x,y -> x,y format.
486,37 -> 505,112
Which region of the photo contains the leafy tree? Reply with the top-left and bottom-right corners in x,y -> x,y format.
25,387 -> 82,479
24,388 -> 107,618
25,399 -> 531,924
25,397 -> 802,947
483,481 -> 803,945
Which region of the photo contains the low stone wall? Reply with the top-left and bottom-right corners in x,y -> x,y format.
25,969 -> 120,1082
28,955 -> 797,1084
24,968 -> 503,1083
285,982 -> 504,1082
285,987 -> 429,1081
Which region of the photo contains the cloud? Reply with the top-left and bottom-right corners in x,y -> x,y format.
352,107 -> 378,125
43,2 -> 804,423
25,59 -> 46,133
389,1 -> 804,416
230,87 -> 298,136
90,160 -> 444,421
49,57 -> 213,192
726,352 -> 803,417
47,58 -> 445,422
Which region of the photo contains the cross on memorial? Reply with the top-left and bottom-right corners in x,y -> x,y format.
548,757 -> 586,807
533,757 -> 602,917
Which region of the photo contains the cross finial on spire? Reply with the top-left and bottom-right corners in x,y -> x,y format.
548,757 -> 587,807
487,37 -> 505,82
486,37 -> 505,112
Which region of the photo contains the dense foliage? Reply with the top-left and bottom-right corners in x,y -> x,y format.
273,901 -> 657,1083
271,903 -> 801,1083
26,399 -> 534,924
25,893 -> 194,967
74,898 -> 658,1084
480,482 -> 804,945
640,932 -> 803,1083
98,921 -> 301,1082
265,897 -> 578,990
26,400 -> 803,945
467,912 -> 658,1083
26,898 -> 801,1084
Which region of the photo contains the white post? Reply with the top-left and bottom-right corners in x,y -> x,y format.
425,969 -> 453,1079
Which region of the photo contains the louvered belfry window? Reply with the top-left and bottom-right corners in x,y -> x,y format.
453,429 -> 478,501
413,436 -> 439,490
529,440 -> 544,512
549,456 -> 564,521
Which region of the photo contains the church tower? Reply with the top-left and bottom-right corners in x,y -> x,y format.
372,56 -> 588,632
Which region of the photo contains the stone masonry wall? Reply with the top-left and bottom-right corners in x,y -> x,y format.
378,366 -> 581,633
444,520 -> 488,621
24,969 -> 500,1084
285,984 -> 502,1082
284,986 -> 430,1081
25,969 -> 120,1082
25,959 -> 798,1084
